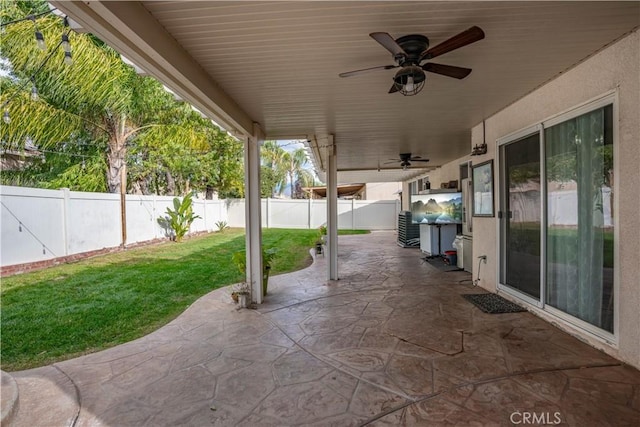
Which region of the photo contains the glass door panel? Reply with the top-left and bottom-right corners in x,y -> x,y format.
500,133 -> 542,301
545,105 -> 614,332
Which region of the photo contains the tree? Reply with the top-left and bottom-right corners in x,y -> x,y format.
260,140 -> 287,197
282,148 -> 312,199
259,141 -> 314,198
1,3 -> 244,197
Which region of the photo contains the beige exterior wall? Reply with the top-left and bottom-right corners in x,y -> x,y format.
364,182 -> 402,200
415,30 -> 639,369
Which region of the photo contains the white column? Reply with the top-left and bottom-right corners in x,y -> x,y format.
326,136 -> 338,280
401,181 -> 411,211
244,124 -> 264,303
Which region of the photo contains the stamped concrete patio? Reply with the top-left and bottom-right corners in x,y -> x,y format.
6,231 -> 640,426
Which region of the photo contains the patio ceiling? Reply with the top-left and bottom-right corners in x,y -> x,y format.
53,1 -> 639,183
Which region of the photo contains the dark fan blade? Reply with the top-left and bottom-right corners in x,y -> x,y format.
339,64 -> 398,78
421,26 -> 485,60
383,160 -> 399,164
370,32 -> 406,57
388,83 -> 400,94
410,159 -> 430,162
423,62 -> 472,79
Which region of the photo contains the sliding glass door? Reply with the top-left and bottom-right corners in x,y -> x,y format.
498,99 -> 615,336
545,104 -> 614,333
499,132 -> 542,303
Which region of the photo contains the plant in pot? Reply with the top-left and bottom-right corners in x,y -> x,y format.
232,246 -> 278,297
315,225 -> 326,254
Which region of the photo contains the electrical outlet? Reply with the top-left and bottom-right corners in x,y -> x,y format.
479,255 -> 487,263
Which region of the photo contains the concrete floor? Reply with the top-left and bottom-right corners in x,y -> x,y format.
5,231 -> 640,426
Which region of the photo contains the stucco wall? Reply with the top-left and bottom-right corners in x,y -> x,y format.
364,182 -> 402,200
420,30 -> 639,368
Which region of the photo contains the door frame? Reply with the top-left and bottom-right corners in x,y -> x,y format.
496,124 -> 545,308
494,91 -> 619,343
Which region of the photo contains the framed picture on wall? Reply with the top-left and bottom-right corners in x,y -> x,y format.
472,160 -> 494,217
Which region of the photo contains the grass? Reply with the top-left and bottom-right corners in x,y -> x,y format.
1,228 -> 369,371
509,224 -> 614,268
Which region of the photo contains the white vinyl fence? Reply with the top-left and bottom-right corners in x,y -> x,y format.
1,185 -> 399,267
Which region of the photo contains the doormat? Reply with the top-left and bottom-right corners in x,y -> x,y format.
423,256 -> 462,272
462,293 -> 526,314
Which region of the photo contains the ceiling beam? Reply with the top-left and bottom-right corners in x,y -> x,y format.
52,1 -> 254,137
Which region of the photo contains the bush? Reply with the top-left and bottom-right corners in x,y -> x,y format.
157,193 -> 200,242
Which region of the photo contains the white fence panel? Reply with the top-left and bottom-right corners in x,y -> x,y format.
191,199 -> 208,233
126,195 -> 159,243
337,200 -> 354,229
267,199 -> 309,228
1,186 -> 66,266
213,200 -> 228,229
200,200 -> 228,231
226,199 -> 245,228
1,186 -> 398,268
353,200 -> 400,230
310,200 -> 327,228
153,196 -> 178,239
67,191 -> 121,254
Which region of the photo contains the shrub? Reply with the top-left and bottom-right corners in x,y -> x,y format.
215,220 -> 229,232
157,193 -> 201,242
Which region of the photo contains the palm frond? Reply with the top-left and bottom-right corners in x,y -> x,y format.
0,90 -> 84,148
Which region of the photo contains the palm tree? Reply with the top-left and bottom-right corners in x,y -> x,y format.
282,147 -> 311,199
260,140 -> 287,197
0,4 -> 222,195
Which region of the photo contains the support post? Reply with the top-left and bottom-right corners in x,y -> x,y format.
244,124 -> 264,303
120,165 -> 127,247
326,136 -> 338,280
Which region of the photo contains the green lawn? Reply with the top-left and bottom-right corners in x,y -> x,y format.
1,228 -> 369,371
509,224 -> 614,268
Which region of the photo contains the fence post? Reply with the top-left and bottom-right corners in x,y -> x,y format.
61,188 -> 71,256
308,197 -> 312,229
203,198 -> 207,231
266,197 -> 270,228
351,199 -> 355,229
152,194 -> 157,238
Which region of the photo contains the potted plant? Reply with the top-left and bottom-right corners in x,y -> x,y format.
314,225 -> 325,254
319,224 -> 328,244
232,246 -> 278,297
261,247 -> 277,296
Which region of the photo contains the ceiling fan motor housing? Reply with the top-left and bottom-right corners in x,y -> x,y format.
395,34 -> 430,65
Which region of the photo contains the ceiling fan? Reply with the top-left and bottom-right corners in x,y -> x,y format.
339,26 -> 485,96
385,153 -> 430,170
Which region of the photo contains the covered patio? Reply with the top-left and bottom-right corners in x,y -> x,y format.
4,1 -> 639,424
6,232 -> 640,426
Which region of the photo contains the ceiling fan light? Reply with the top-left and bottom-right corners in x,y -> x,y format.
405,76 -> 415,92
393,66 -> 425,96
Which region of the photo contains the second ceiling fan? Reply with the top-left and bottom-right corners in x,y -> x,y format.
385,153 -> 430,171
339,26 -> 485,96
